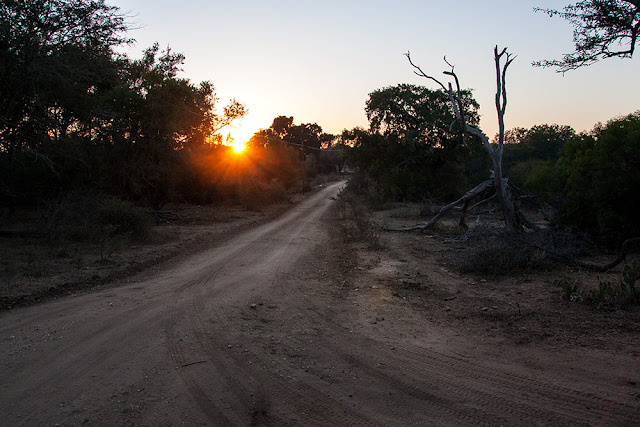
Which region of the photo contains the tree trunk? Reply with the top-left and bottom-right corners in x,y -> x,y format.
489,150 -> 518,232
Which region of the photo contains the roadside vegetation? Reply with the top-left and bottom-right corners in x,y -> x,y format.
0,0 -> 345,307
2,0 -> 639,314
339,77 -> 640,309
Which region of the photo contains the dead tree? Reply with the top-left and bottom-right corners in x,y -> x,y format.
395,46 -> 526,233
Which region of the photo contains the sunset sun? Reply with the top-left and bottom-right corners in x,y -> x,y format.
232,139 -> 245,153
226,116 -> 261,154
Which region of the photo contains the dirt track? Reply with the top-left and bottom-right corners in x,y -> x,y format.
1,181 -> 639,426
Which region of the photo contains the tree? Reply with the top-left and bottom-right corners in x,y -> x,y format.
403,47 -> 527,233
503,124 -> 576,167
248,116 -> 332,155
534,0 -> 640,72
556,111 -> 640,245
0,0 -> 248,208
348,85 -> 483,202
91,43 -> 247,206
365,84 -> 479,150
0,0 -> 129,154
501,124 -> 576,202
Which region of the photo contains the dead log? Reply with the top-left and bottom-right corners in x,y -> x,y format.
386,180 -> 493,232
572,237 -> 640,272
531,237 -> 640,272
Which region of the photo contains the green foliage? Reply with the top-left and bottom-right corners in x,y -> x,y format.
557,261 -> 640,310
556,278 -> 583,302
556,112 -> 640,245
502,124 -> 575,200
366,84 -> 479,143
347,84 -> 485,203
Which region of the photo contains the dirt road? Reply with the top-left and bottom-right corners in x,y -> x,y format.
1,181 -> 638,426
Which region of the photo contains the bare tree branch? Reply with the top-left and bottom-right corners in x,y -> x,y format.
385,180 -> 494,232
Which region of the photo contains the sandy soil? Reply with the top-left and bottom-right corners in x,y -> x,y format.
1,181 -> 639,426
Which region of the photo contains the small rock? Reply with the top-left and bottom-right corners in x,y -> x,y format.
443,296 -> 456,301
375,316 -> 385,321
249,304 -> 257,309
480,307 -> 489,311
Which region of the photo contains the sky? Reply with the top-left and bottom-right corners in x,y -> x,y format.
111,0 -> 640,142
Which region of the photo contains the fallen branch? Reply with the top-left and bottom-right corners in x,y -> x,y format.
574,237 -> 640,272
532,237 -> 640,272
385,180 -> 494,232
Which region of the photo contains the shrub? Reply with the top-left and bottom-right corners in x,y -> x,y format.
42,193 -> 152,242
450,226 -> 590,275
336,186 -> 383,249
237,179 -> 289,211
557,112 -> 640,246
97,197 -> 152,241
586,261 -> 640,309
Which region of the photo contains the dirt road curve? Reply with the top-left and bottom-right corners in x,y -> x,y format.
1,181 -> 638,426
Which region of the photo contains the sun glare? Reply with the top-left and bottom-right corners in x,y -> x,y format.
232,140 -> 246,153
226,116 -> 261,154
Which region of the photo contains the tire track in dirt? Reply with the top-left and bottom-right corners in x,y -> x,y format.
4,179 -> 637,425
270,237 -> 640,426
163,182 -> 374,425
1,292 -> 168,425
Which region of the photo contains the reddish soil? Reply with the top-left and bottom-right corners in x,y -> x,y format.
1,181 -> 639,426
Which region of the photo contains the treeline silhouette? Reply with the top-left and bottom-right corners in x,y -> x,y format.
0,0 -> 342,238
345,83 -> 640,247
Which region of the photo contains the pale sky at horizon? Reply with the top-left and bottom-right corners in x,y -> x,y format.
111,0 -> 640,142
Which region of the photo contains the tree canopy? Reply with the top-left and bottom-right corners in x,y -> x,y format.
556,112 -> 640,244
249,115 -> 333,155
0,0 -> 250,209
365,84 -> 479,150
534,0 -> 640,72
346,84 -> 485,202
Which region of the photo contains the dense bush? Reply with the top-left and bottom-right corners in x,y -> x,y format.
556,112 -> 640,246
344,83 -> 486,204
450,226 -> 594,275
43,193 -> 152,242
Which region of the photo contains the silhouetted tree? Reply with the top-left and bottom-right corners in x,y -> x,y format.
534,0 -> 640,72
348,84 -> 483,202
365,84 -> 479,150
0,0 -> 129,154
403,47 -> 528,233
0,0 -> 248,209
